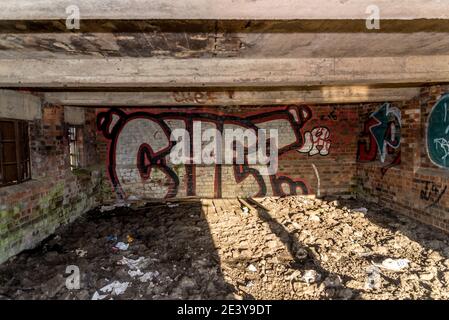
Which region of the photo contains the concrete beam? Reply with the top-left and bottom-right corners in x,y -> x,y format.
64,106 -> 85,124
0,90 -> 42,120
2,31 -> 449,60
44,87 -> 420,106
1,0 -> 448,20
1,56 -> 449,88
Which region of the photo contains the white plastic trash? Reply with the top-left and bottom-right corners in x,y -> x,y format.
372,258 -> 410,272
114,242 -> 129,251
92,281 -> 130,299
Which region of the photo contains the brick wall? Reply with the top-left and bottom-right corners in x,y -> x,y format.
5,86 -> 449,264
97,105 -> 359,201
0,103 -> 103,264
356,85 -> 449,232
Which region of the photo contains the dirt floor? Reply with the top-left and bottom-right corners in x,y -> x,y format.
1,195 -> 449,300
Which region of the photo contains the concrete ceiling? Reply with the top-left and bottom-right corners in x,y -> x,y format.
1,20 -> 449,59
1,1 -> 449,105
3,0 -> 449,20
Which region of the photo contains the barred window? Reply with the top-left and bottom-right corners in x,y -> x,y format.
0,119 -> 31,187
68,126 -> 81,170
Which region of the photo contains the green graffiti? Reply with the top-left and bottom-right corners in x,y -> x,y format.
427,94 -> 449,168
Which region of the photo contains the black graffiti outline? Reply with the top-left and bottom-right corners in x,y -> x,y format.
97,106 -> 314,199
419,180 -> 447,209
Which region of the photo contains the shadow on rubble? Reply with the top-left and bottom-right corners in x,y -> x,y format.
323,195 -> 449,295
328,195 -> 449,260
0,199 -> 238,300
245,198 -> 362,300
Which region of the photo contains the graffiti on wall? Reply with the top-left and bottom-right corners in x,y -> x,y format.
298,127 -> 331,156
320,106 -> 338,121
417,178 -> 447,209
427,94 -> 449,168
357,103 -> 401,176
97,107 -> 332,199
172,91 -> 217,104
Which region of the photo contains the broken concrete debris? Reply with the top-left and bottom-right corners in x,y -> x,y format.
365,266 -> 382,291
247,264 -> 257,272
352,207 -> 368,214
100,202 -> 130,213
1,196 -> 449,300
302,270 -> 321,285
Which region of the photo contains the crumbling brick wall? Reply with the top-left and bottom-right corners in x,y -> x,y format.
356,85 -> 449,232
0,104 -> 102,264
96,105 -> 359,201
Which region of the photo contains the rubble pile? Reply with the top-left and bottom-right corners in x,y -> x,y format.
1,196 -> 449,300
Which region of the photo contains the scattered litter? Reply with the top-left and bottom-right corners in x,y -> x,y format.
242,207 -> 249,215
127,195 -> 139,201
99,281 -> 129,296
75,249 -> 87,257
365,265 -> 382,290
5,194 -> 449,300
120,256 -> 157,282
167,203 -> 179,208
106,235 -> 118,242
353,207 -> 368,214
128,270 -> 144,278
91,291 -> 108,300
247,264 -> 257,272
302,270 -> 321,285
372,258 -> 410,272
114,242 -> 129,251
139,271 -> 160,283
118,256 -> 149,270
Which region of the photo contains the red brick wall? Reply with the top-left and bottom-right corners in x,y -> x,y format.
96,105 -> 359,200
4,88 -> 449,263
357,85 -> 449,232
4,87 -> 449,264
0,104 -> 102,264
